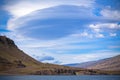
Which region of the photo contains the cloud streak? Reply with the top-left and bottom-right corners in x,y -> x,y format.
4,0 -> 95,17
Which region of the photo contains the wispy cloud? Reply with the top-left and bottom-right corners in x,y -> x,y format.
109,33 -> 117,37
109,46 -> 120,49
89,23 -> 120,30
4,0 -> 95,17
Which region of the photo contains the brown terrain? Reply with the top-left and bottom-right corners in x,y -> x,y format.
87,55 -> 120,71
0,36 -> 120,75
66,55 -> 120,74
66,55 -> 120,71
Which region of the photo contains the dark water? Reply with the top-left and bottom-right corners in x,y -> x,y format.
0,75 -> 120,80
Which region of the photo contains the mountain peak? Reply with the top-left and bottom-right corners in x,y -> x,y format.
0,36 -> 17,47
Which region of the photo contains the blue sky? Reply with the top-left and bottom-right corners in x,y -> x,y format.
0,0 -> 120,64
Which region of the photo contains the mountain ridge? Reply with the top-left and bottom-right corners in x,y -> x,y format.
65,55 -> 120,71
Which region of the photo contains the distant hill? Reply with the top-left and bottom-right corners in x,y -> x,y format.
65,55 -> 120,71
65,61 -> 97,68
87,55 -> 120,71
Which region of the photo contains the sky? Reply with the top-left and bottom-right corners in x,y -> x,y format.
0,0 -> 120,64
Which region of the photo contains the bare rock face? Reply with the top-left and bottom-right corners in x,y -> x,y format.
0,36 -> 17,48
13,60 -> 26,68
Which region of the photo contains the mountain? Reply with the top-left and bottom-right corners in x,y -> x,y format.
0,36 -> 107,75
0,36 -> 79,75
65,55 -> 120,71
0,36 -> 40,70
0,36 -> 120,75
87,55 -> 120,71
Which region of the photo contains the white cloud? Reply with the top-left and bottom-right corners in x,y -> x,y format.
89,23 -> 120,37
71,31 -> 105,38
109,33 -> 117,37
4,0 -> 95,18
95,33 -> 104,38
89,23 -> 120,38
100,8 -> 120,20
89,24 -> 101,32
4,0 -> 95,31
71,31 -> 93,38
109,46 -> 120,49
89,23 -> 120,30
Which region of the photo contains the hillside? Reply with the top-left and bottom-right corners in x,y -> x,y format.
0,36 -> 109,75
87,55 -> 120,71
1,36 -> 120,75
0,36 -> 79,75
0,36 -> 40,69
65,55 -> 120,71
